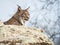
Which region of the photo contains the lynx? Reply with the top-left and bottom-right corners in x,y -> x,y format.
4,5 -> 30,25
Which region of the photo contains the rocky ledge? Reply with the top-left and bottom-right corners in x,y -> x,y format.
0,21 -> 54,45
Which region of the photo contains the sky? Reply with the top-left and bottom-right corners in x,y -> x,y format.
0,0 -> 18,22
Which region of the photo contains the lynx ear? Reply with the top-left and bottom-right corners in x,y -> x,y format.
17,5 -> 21,11
26,7 -> 30,10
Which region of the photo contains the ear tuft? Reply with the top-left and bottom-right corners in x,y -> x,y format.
17,5 -> 21,11
26,7 -> 30,10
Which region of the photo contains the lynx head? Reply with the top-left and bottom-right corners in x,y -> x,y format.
17,5 -> 30,25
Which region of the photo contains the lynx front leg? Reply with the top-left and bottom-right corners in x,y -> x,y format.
19,17 -> 25,25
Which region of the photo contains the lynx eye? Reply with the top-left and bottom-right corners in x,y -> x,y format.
21,14 -> 25,17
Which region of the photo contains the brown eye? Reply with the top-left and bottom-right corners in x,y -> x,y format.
25,12 -> 29,15
21,14 -> 25,17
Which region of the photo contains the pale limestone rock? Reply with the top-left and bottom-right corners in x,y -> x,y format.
0,25 -> 54,45
0,20 -> 4,26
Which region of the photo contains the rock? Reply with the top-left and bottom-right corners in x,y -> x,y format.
0,20 -> 4,26
0,24 -> 54,45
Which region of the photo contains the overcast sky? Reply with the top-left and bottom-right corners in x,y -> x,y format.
0,0 -> 17,21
